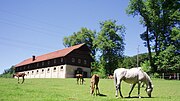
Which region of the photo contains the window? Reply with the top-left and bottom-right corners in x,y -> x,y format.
42,62 -> 45,66
27,65 -> 30,69
54,59 -> 56,64
23,66 -> 26,70
72,58 -> 75,63
47,68 -> 50,73
32,71 -> 34,75
78,59 -> 81,63
36,70 -> 39,74
42,69 -> 44,74
61,58 -> 63,62
16,67 -> 19,71
48,61 -> 50,65
53,67 -> 56,72
84,60 -> 87,65
60,66 -> 63,70
37,63 -> 39,67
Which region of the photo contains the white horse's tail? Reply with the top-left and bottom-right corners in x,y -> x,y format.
114,72 -> 117,87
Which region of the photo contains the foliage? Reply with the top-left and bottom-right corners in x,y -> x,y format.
127,0 -> 180,73
140,60 -> 151,73
95,20 -> 125,74
151,72 -> 160,78
0,66 -> 15,78
63,27 -> 96,58
92,64 -> 107,78
121,53 -> 149,69
63,20 -> 126,75
156,45 -> 180,72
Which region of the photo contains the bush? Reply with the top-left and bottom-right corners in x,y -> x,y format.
151,73 -> 160,78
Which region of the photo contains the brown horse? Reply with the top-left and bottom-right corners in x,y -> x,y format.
90,74 -> 100,95
108,75 -> 114,79
76,74 -> 84,85
13,72 -> 26,84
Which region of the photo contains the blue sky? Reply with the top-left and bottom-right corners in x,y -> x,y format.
0,0 -> 147,74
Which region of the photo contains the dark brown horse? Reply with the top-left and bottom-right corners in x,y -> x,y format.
90,74 -> 100,95
76,74 -> 84,85
13,72 -> 26,84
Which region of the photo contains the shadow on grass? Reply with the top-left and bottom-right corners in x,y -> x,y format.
98,93 -> 107,97
124,96 -> 155,99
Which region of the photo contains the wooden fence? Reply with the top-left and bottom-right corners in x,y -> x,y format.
159,73 -> 179,80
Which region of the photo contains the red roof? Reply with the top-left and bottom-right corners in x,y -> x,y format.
15,43 -> 85,67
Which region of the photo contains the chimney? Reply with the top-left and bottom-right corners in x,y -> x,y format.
32,55 -> 36,61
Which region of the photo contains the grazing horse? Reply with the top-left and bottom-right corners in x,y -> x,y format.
90,74 -> 100,95
76,74 -> 84,85
114,68 -> 153,98
13,72 -> 26,84
108,75 -> 114,79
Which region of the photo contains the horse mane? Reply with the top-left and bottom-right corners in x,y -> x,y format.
143,72 -> 153,88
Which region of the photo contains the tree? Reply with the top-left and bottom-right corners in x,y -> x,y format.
63,27 -> 96,58
63,20 -> 126,76
95,20 -> 125,74
121,53 -> 149,69
127,0 -> 180,73
0,66 -> 15,78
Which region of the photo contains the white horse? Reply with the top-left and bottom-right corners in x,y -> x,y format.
114,68 -> 153,98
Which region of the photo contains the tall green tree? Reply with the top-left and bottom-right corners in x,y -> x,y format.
63,20 -> 126,76
127,0 -> 180,72
95,20 -> 125,74
63,27 -> 96,58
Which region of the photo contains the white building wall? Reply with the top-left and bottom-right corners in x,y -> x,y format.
45,67 -> 52,78
20,65 -> 90,78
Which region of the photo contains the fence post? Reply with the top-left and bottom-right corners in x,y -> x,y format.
162,73 -> 164,79
177,73 -> 179,80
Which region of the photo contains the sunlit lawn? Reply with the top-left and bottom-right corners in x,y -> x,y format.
0,78 -> 179,101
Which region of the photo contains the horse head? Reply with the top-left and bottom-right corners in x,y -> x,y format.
145,82 -> 153,97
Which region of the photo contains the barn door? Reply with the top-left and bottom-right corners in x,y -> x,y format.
74,68 -> 83,77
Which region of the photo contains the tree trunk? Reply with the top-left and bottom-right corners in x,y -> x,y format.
145,27 -> 156,72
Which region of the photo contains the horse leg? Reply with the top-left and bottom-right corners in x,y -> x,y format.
81,78 -> 84,85
96,84 -> 100,95
77,77 -> 79,84
114,73 -> 123,98
18,77 -> 20,84
128,83 -> 136,97
115,84 -> 119,97
116,80 -> 123,98
80,78 -> 82,85
79,76 -> 81,84
138,81 -> 141,98
119,81 -> 123,98
22,76 -> 25,84
95,85 -> 97,96
142,82 -> 145,87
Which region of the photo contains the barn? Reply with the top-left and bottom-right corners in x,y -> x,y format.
14,43 -> 94,78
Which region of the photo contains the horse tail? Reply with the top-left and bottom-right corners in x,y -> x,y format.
114,71 -> 117,87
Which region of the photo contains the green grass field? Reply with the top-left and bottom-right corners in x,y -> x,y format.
0,78 -> 179,101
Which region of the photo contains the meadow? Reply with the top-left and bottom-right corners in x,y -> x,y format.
0,78 -> 179,101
